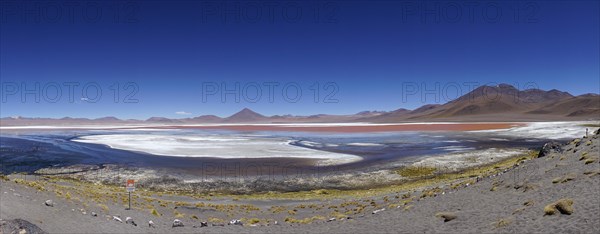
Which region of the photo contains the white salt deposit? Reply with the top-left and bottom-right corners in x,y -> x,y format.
471,121 -> 596,140
72,134 -> 362,166
414,148 -> 525,170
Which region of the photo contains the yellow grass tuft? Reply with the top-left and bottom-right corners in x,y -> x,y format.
312,189 -> 329,195
208,217 -> 225,224
269,206 -> 286,213
552,174 -> 576,184
284,215 -> 326,224
544,204 -> 556,215
396,166 -> 437,178
555,199 -> 574,215
420,187 -> 443,198
584,158 -> 596,164
174,210 -> 185,218
175,201 -> 191,207
583,170 -> 600,176
512,207 -> 526,215
494,218 -> 512,228
435,212 -> 457,222
97,204 -> 109,212
544,198 -> 574,215
248,218 -> 261,224
151,208 -> 161,216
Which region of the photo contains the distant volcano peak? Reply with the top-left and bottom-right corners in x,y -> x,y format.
225,108 -> 267,122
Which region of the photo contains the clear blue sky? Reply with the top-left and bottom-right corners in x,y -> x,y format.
1,0 -> 598,119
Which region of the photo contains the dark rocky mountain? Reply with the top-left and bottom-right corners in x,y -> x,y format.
361,84 -> 597,122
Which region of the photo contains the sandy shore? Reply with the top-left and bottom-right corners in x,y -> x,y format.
1,129 -> 599,233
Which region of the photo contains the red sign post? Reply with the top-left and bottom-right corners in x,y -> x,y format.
126,179 -> 135,210
126,179 -> 135,192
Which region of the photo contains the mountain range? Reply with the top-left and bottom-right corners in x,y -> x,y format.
2,84 -> 598,126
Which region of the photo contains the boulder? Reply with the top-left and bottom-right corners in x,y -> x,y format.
200,222 -> 208,227
435,212 -> 457,222
148,220 -> 155,228
44,200 -> 54,207
538,142 -> 562,158
113,216 -> 122,223
0,219 -> 47,234
228,219 -> 243,226
91,212 -> 97,217
172,219 -> 184,228
125,217 -> 136,226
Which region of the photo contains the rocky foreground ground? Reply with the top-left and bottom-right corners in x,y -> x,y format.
1,129 -> 599,234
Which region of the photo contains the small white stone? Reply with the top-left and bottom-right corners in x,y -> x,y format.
228,219 -> 243,226
372,208 -> 385,214
44,200 -> 54,207
172,219 -> 184,227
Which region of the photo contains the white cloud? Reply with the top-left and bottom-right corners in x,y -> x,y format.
175,111 -> 191,115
